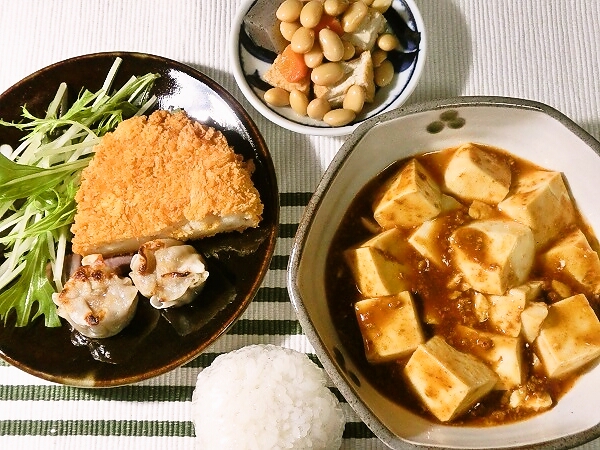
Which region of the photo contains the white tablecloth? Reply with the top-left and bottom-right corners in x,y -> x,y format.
1,1 -> 599,449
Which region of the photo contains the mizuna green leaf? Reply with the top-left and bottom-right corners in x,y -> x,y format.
0,58 -> 158,327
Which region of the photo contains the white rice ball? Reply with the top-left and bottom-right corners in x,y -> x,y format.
191,344 -> 345,449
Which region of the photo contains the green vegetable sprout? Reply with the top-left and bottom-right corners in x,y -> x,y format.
0,58 -> 159,327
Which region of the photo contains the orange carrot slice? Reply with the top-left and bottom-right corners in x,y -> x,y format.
279,45 -> 310,83
314,14 -> 344,36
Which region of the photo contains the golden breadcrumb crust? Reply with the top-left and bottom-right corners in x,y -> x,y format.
71,110 -> 263,256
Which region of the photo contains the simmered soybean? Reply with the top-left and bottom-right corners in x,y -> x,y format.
342,1 -> 368,33
289,89 -> 309,116
343,85 -> 366,113
300,0 -> 324,28
264,0 -> 404,128
307,97 -> 332,120
264,87 -> 290,107
291,26 -> 315,54
371,48 -> 387,67
304,43 -> 325,68
319,28 -> 345,62
280,21 -> 301,41
342,40 -> 356,60
374,59 -> 394,87
323,108 -> 356,126
311,62 -> 344,85
324,0 -> 349,16
276,0 -> 303,22
377,33 -> 400,52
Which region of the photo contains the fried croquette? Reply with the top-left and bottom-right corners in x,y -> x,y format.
71,110 -> 263,256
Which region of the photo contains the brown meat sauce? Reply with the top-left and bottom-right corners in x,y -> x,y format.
325,145 -> 600,426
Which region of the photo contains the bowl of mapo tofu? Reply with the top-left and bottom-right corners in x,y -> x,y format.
287,96 -> 600,449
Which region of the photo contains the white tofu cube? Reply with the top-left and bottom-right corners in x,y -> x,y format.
455,325 -> 524,390
341,8 -> 386,52
509,385 -> 553,411
408,217 -> 446,267
354,292 -> 425,363
488,293 -> 526,337
468,200 -> 496,220
441,194 -> 463,212
473,291 -> 490,322
498,170 -> 575,248
550,279 -> 573,298
446,272 -> 470,291
359,215 -> 383,234
373,159 -> 442,229
422,307 -> 441,325
535,294 -> 600,378
361,228 -> 410,262
488,281 -> 543,337
541,228 -> 600,295
314,50 -> 375,106
344,247 -> 409,297
521,302 -> 549,343
449,220 -> 535,295
512,281 -> 544,301
404,336 -> 498,422
344,232 -> 412,297
444,143 -> 511,204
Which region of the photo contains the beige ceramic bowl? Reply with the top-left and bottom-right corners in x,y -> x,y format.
288,96 -> 600,449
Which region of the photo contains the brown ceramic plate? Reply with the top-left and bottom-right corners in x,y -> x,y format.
0,52 -> 279,387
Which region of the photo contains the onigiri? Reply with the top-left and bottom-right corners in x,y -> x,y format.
191,344 -> 346,449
